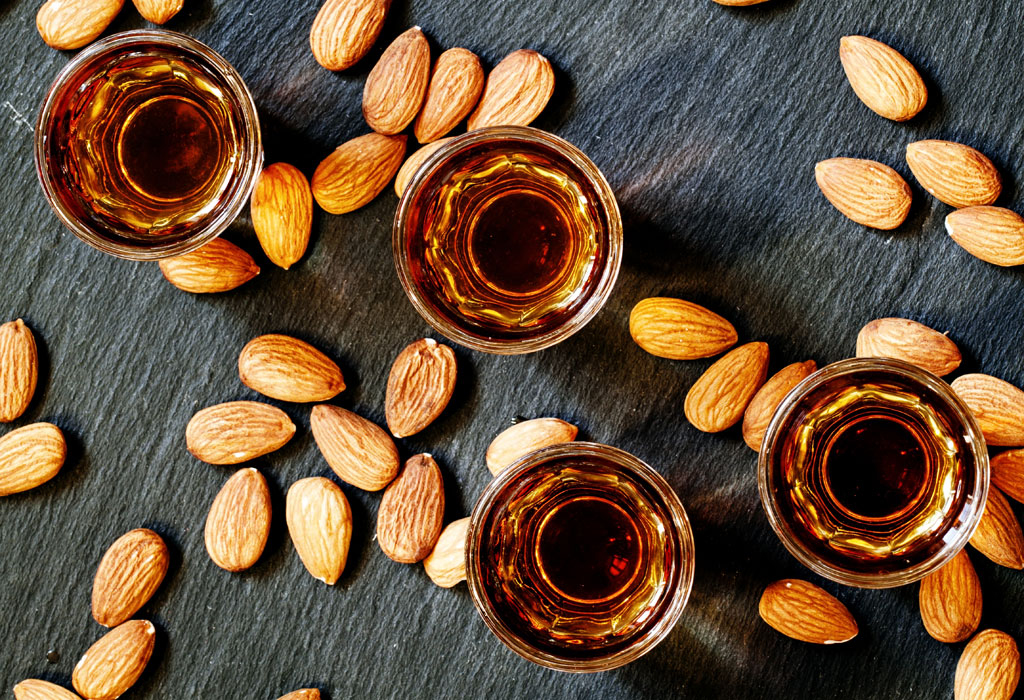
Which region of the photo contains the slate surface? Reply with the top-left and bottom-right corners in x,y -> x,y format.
1,0 -> 1023,697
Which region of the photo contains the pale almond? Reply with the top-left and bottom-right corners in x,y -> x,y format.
310,0 -> 389,71
37,0 -> 123,50
991,449 -> 1024,504
312,132 -> 406,214
158,238 -> 260,293
758,579 -> 858,644
414,48 -> 484,143
946,206 -> 1024,267
855,317 -> 960,376
310,404 -> 399,491
385,338 -> 456,438
13,679 -> 81,700
363,27 -> 430,135
951,373 -> 1024,447
204,467 -> 272,572
131,0 -> 182,23
742,360 -> 817,451
376,453 -> 444,563
906,140 -> 1001,209
251,163 -> 313,270
186,401 -> 295,465
286,477 -> 352,585
277,691 -> 321,700
919,548 -> 982,643
684,342 -> 769,433
712,0 -> 772,4
955,630 -> 1020,700
485,418 -> 578,475
0,422 -> 66,497
839,35 -> 927,121
395,138 -> 453,198
239,334 -> 345,403
72,620 -> 155,700
467,49 -> 555,131
423,517 -> 469,588
629,297 -> 738,361
815,157 -> 912,230
969,485 -> 1024,570
0,319 -> 39,423
92,528 -> 170,628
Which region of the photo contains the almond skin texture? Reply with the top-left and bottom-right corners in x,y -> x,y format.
310,405 -> 399,491
251,163 -> 313,270
991,449 -> 1024,504
685,342 -> 769,433
839,35 -> 927,121
485,418 -> 579,475
310,0 -> 389,71
0,422 -> 66,497
37,0 -> 123,50
629,297 -> 738,360
815,157 -> 912,230
158,238 -> 260,293
205,467 -> 272,572
72,620 -> 155,700
467,49 -> 555,131
856,317 -> 961,377
955,630 -> 1020,700
758,579 -> 858,644
394,138 -> 452,198
286,477 -> 352,585
951,373 -> 1024,447
91,529 -> 170,628
239,334 -> 345,403
742,360 -> 817,451
363,27 -> 430,135
312,133 -> 406,214
414,48 -> 484,143
919,548 -> 982,643
906,140 -> 1001,209
376,453 -> 444,563
0,319 -> 39,423
186,401 -> 295,465
946,206 -> 1024,267
423,517 -> 469,587
131,0 -> 182,23
969,486 -> 1024,570
13,679 -> 81,700
277,692 -> 321,700
385,338 -> 457,438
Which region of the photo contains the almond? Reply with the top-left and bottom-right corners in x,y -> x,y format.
72,620 -> 155,700
423,517 -> 469,587
0,423 -> 66,497
158,238 -> 260,293
629,297 -> 738,361
0,319 -> 39,423
238,334 -> 345,403
13,680 -> 81,700
277,692 -> 321,700
414,48 -> 484,143
376,453 -> 444,563
968,485 -> 1024,570
951,373 -> 1024,446
712,0 -> 772,4
815,157 -> 912,230
758,579 -> 858,644
131,0 -> 182,23
955,629 -> 1020,700
684,342 -> 769,433
742,360 -> 817,451
37,0 -> 123,50
485,418 -> 578,475
385,338 -> 457,438
906,140 -> 1001,209
251,163 -> 313,270
855,317 -> 961,376
839,35 -> 927,121
919,548 -> 982,643
467,49 -> 555,131
204,467 -> 272,572
945,206 -> 1024,267
186,401 -> 295,465
312,132 -> 406,214
394,137 -> 453,198
91,528 -> 170,628
991,449 -> 1024,504
286,477 -> 352,585
362,27 -> 430,135
310,0 -> 389,71
310,404 -> 399,491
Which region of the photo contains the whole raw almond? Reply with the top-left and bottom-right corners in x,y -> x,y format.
13,679 -> 81,700
467,49 -> 555,131
310,404 -> 399,491
204,467 -> 272,572
423,517 -> 469,587
945,206 -> 1024,267
158,238 -> 260,293
376,453 -> 444,563
72,620 -> 155,700
951,373 -> 1024,446
968,486 -> 1024,569
278,691 -> 320,700
712,0 -> 771,4
186,401 -> 295,465
131,0 -> 182,23
839,35 -> 927,121
310,0 -> 389,71
363,27 -> 430,135
758,579 -> 858,644
91,528 -> 170,628
0,422 -> 66,497
855,317 -> 961,376
239,334 -> 345,403
684,342 -> 770,433
742,360 -> 817,451
629,297 -> 738,361
919,548 -> 982,643
485,418 -> 578,475
991,449 -> 1024,504
251,163 -> 313,270
385,338 -> 456,438
955,629 -> 1020,700
312,133 -> 406,214
0,319 -> 39,423
815,157 -> 912,230
414,48 -> 484,143
906,140 -> 1001,209
395,137 -> 453,198
37,0 -> 123,50
286,477 -> 352,585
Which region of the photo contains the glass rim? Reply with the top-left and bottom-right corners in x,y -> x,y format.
757,357 -> 990,589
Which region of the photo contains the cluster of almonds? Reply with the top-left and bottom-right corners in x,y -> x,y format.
36,0 -> 182,50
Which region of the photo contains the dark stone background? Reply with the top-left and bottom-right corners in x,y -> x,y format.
1,0 -> 1022,697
